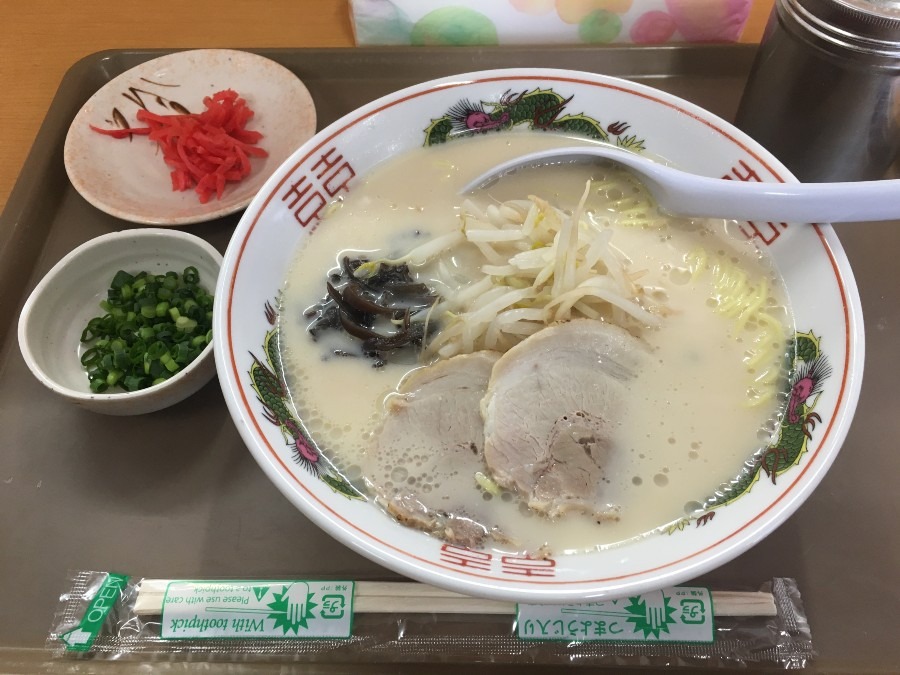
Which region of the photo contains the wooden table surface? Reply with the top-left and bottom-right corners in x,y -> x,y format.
0,0 -> 773,214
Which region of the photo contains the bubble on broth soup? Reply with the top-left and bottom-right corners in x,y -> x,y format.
683,500 -> 705,516
277,132 -> 793,557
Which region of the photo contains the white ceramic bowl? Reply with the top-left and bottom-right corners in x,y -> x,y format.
19,228 -> 222,415
215,69 -> 864,603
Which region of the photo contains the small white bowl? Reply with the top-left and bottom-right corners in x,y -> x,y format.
18,228 -> 222,415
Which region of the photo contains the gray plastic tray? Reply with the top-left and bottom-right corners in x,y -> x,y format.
1,47 -> 897,673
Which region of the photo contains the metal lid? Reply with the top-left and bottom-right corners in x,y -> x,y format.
781,0 -> 900,56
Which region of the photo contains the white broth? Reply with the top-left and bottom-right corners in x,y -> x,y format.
279,132 -> 792,556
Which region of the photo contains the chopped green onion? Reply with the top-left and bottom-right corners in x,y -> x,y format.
123,375 -> 148,391
79,267 -> 214,393
117,321 -> 138,341
160,352 -> 180,373
113,351 -> 130,370
110,270 -> 135,289
80,347 -> 101,366
90,378 -> 109,393
175,316 -> 197,333
146,340 -> 168,360
174,344 -> 188,360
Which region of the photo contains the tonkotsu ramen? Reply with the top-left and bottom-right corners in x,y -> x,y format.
278,132 -> 793,557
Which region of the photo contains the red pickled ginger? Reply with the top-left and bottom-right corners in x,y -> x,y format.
90,89 -> 268,204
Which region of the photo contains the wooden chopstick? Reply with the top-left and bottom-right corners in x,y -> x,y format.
134,580 -> 776,617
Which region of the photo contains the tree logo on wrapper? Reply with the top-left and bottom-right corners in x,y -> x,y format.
623,592 -> 677,639
266,583 -> 318,635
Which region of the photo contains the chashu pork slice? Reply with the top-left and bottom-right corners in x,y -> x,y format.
372,350 -> 501,547
481,319 -> 649,520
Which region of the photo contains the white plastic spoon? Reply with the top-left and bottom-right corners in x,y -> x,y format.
461,144 -> 900,223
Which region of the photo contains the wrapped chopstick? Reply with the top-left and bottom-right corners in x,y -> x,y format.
133,579 -> 775,617
50,573 -> 813,667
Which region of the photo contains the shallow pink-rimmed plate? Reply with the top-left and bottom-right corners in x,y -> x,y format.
64,49 -> 316,226
214,68 -> 864,603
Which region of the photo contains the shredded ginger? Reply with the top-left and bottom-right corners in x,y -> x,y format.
376,181 -> 661,360
90,89 -> 268,204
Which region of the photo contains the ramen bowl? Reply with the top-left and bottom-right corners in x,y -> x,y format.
214,69 -> 863,603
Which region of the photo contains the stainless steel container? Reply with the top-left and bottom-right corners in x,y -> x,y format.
735,0 -> 900,182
